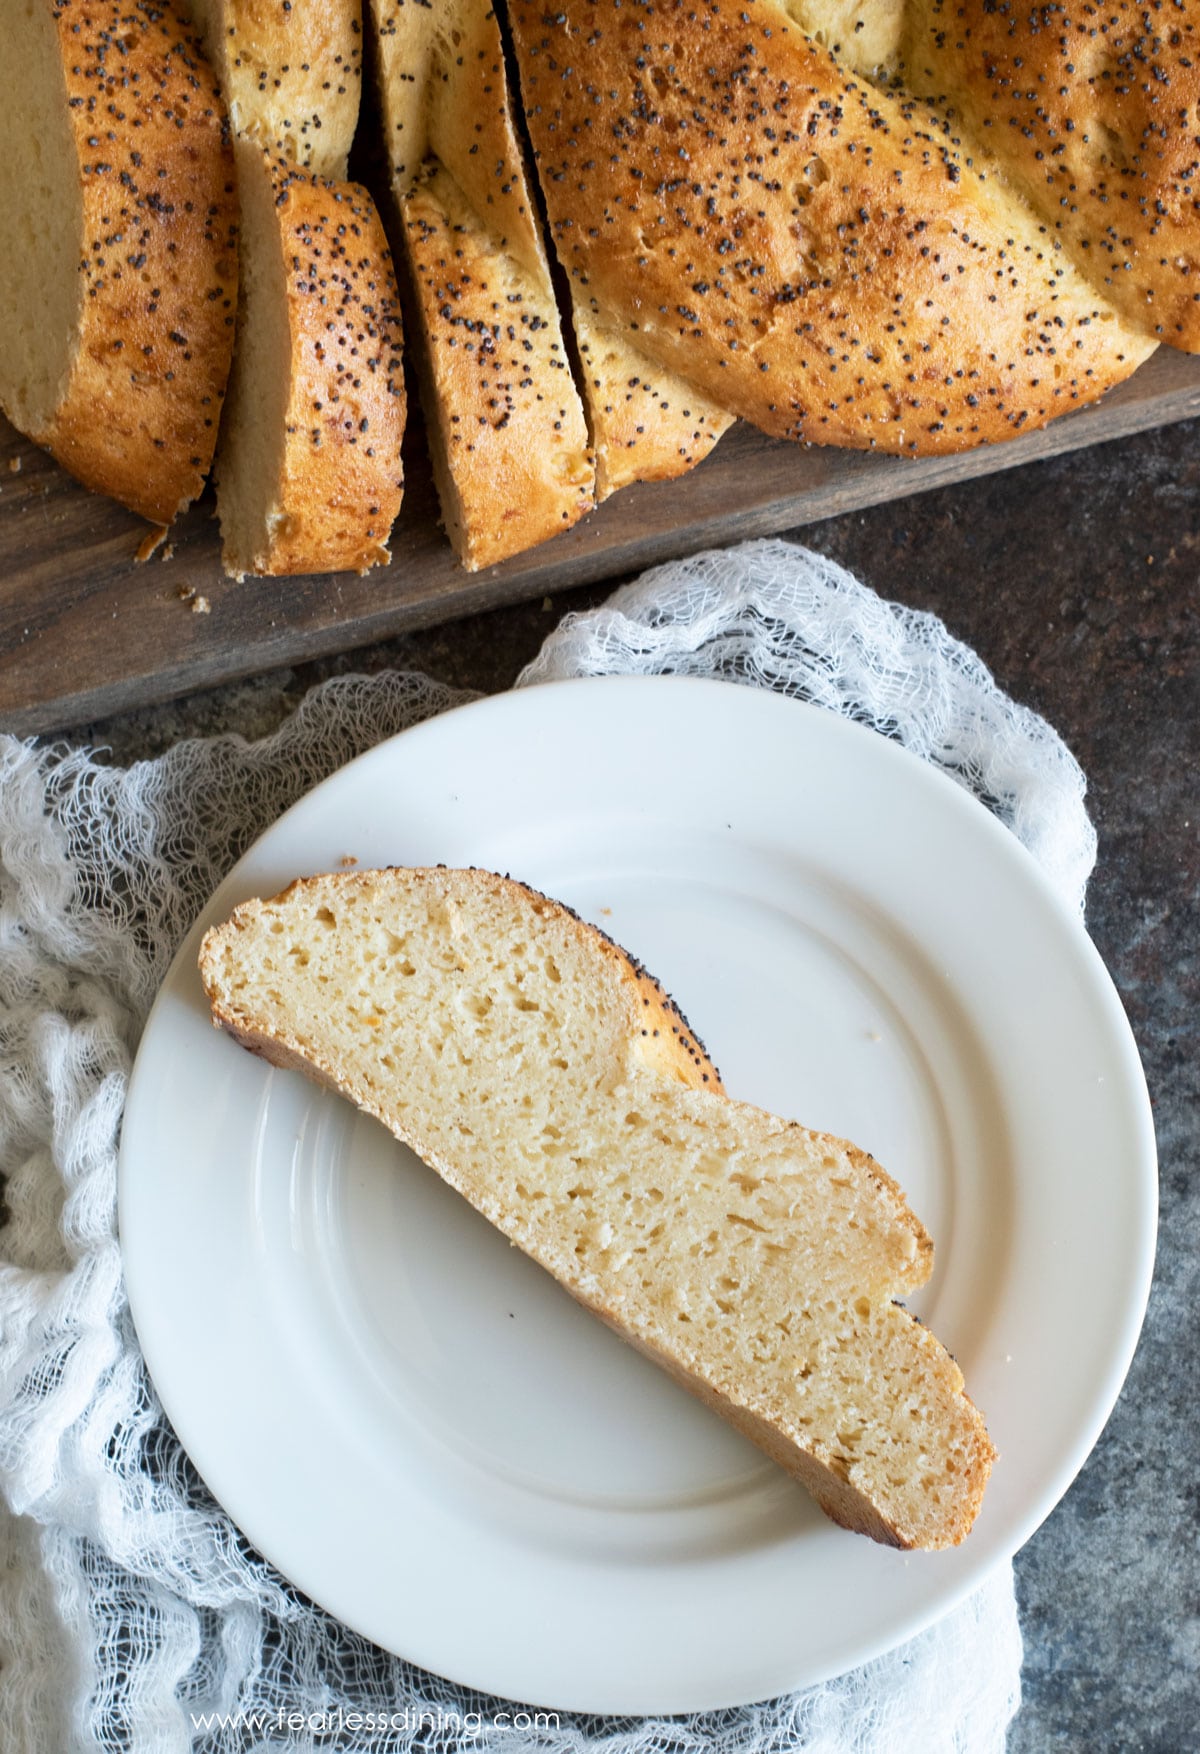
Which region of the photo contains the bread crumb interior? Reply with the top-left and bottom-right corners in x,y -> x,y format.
205,868 -> 994,1546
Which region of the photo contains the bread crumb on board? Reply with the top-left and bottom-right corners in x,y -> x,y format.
135,526 -> 169,564
173,583 -> 211,614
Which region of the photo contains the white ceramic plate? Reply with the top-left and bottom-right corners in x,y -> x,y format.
119,675 -> 1157,1713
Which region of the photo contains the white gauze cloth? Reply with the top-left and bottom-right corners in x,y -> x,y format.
1,539 -> 1095,1753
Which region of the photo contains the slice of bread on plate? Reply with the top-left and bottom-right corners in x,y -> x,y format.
0,0 -> 239,525
199,865 -> 995,1550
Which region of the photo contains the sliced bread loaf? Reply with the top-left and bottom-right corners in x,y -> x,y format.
199,865 -> 995,1550
0,0 -> 238,525
370,0 -> 732,527
213,144 -> 405,580
368,0 -> 593,568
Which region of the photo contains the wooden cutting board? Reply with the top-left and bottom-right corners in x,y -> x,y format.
3,346 -> 1198,737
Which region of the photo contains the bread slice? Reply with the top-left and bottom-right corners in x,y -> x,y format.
899,0 -> 1200,351
0,0 -> 238,525
213,143 -> 405,580
199,866 -> 995,1550
506,0 -> 1156,454
178,0 -> 404,577
400,166 -> 595,570
573,304 -> 735,502
370,0 -> 732,521
367,0 -> 593,568
184,0 -> 363,178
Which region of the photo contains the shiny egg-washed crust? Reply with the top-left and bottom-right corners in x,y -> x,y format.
184,0 -> 363,178
368,0 -> 595,568
199,866 -> 992,1549
506,0 -> 1156,456
368,0 -> 731,531
218,148 -> 405,579
899,0 -> 1200,351
4,0 -> 238,525
401,166 -> 594,571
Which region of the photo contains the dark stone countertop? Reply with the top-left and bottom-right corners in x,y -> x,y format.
70,418 -> 1199,1752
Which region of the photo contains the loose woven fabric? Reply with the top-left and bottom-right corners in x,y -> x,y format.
0,539 -> 1094,1753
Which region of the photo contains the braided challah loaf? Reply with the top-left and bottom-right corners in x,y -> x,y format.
505,0 -> 1159,456
2,0 -> 1194,562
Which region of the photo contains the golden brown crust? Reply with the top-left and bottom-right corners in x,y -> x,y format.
28,0 -> 239,524
365,0 -> 439,195
899,0 -> 1200,351
185,0 -> 364,178
221,148 -> 405,579
506,0 -> 1155,456
400,166 -> 593,570
392,0 -> 734,505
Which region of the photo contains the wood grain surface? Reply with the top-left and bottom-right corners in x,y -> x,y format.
2,346 -> 1198,737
